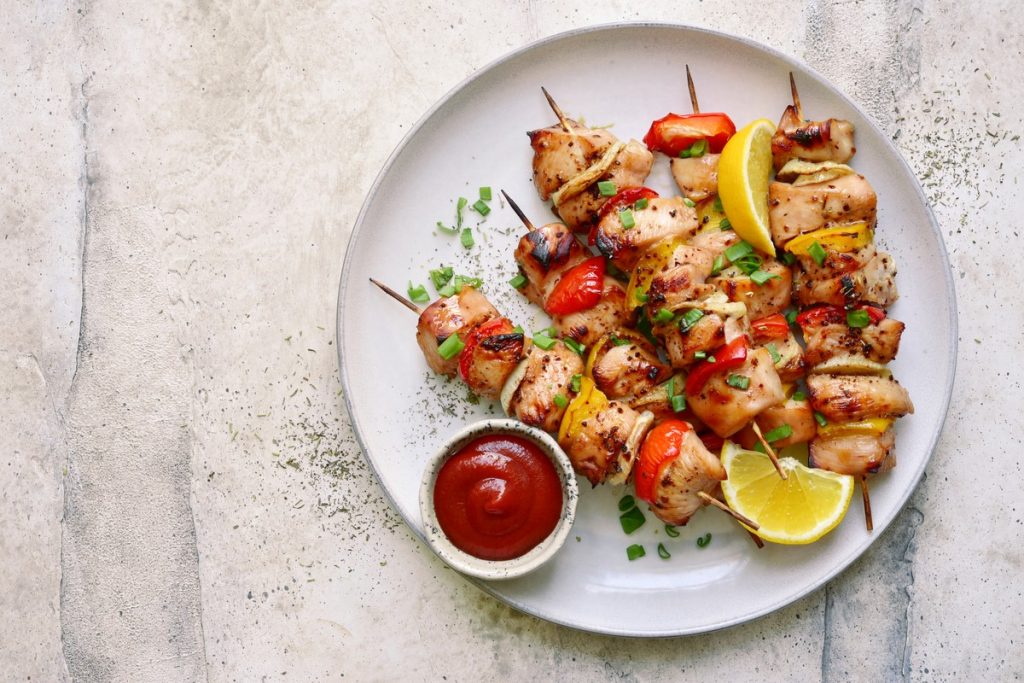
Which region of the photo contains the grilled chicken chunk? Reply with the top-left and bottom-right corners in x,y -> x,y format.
628,375 -> 705,428
657,313 -> 726,369
415,287 -> 499,376
643,244 -> 717,312
460,322 -> 527,401
801,317 -> 905,366
646,427 -> 727,526
755,333 -> 805,382
689,228 -> 741,257
768,174 -> 877,247
688,348 -> 786,437
671,154 -> 720,202
594,197 -> 699,272
590,333 -> 671,400
793,249 -> 898,308
807,374 -> 914,423
809,428 -> 896,476
506,341 -> 584,433
529,122 -> 618,200
756,396 -> 817,448
772,105 -> 856,170
794,240 -> 876,281
552,277 -> 634,348
709,258 -> 793,320
562,404 -> 652,486
514,222 -> 588,307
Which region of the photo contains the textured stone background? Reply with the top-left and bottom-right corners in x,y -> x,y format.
2,1 -> 1021,680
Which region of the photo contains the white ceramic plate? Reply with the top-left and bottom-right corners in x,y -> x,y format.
337,23 -> 956,636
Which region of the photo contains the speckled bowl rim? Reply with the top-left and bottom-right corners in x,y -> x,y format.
337,21 -> 957,636
417,419 -> 579,580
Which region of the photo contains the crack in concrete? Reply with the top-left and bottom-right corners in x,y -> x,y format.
898,506 -> 924,680
820,582 -> 834,683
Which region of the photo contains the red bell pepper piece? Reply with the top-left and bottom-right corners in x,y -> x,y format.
459,317 -> 515,382
861,305 -> 886,324
591,187 -> 660,245
750,313 -> 791,342
545,257 -> 605,316
797,304 -> 886,329
635,419 -> 693,504
643,112 -> 736,156
685,336 -> 749,395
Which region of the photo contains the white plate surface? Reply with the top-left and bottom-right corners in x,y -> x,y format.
337,23 -> 956,636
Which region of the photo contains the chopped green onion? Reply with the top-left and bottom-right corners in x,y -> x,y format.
570,373 -> 582,393
452,274 -> 482,290
710,254 -> 725,277
750,269 -> 782,285
532,332 -> 556,350
509,273 -> 527,289
665,377 -> 675,397
553,393 -> 568,409
781,251 -> 796,265
435,221 -> 458,234
694,351 -> 707,360
680,139 -> 707,158
719,217 -> 732,231
671,394 -> 687,413
626,544 -> 646,561
606,261 -> 630,283
619,208 -> 636,229
784,309 -> 798,326
512,325 -> 524,335
618,495 -> 635,512
752,440 -> 766,453
437,333 -> 464,360
620,506 -> 646,534
808,240 -> 827,266
437,284 -> 456,297
726,374 -> 750,390
479,186 -> 492,201
664,524 -> 680,538
683,197 -> 696,208
460,228 -> 474,249
407,282 -> 430,303
707,355 -> 717,363
847,309 -> 871,328
653,308 -> 675,324
733,254 -> 763,275
634,287 -> 649,304
538,326 -> 557,336
598,180 -> 617,197
766,342 -> 782,364
696,532 -> 712,549
814,411 -> 828,427
456,196 -> 468,227
657,543 -> 671,560
610,335 -> 631,347
792,390 -> 807,401
429,266 -> 454,290
713,195 -> 724,212
563,338 -> 585,356
634,197 -> 649,210
764,424 -> 793,442
678,308 -> 705,332
472,199 -> 490,216
724,241 -> 754,263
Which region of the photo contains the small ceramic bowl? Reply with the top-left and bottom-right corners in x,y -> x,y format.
419,418 -> 579,580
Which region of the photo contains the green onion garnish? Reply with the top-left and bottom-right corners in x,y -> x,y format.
766,343 -> 782,364
452,274 -> 482,290
683,197 -> 696,208
724,241 -> 754,263
690,139 -> 707,156
512,325 -> 524,335
619,209 -> 636,229
726,374 -> 750,390
750,269 -> 781,285
792,390 -> 807,401
610,335 -> 631,347
710,254 -> 725,276
713,195 -> 724,212
808,240 -> 827,266
553,393 -> 568,409
781,252 -> 796,265
598,180 -> 617,197
429,266 -> 454,290
620,506 -> 646,534
532,332 -> 557,350
407,282 -> 430,303
437,284 -> 456,297
626,544 -> 646,561
509,273 -> 527,289
634,287 -> 649,304
570,373 -> 582,393
472,199 -> 490,216
694,351 -> 707,360
664,524 -> 680,538
707,355 -> 717,363
678,308 -> 705,332
752,440 -> 766,453
814,411 -> 828,427
764,424 -> 793,442
437,333 -> 464,360
563,338 -> 585,356
657,543 -> 671,560
634,198 -> 649,210
733,254 -> 763,275
719,217 -> 732,231
665,377 -> 675,397
784,309 -> 798,325
847,309 -> 871,328
618,495 -> 635,512
538,326 -> 557,336
653,308 -> 674,324
671,394 -> 687,413
456,196 -> 468,228
479,186 -> 492,201
435,221 -> 457,234
696,533 -> 712,549
460,228 -> 474,248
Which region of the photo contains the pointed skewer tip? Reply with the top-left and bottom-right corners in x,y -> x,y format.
685,64 -> 700,114
369,277 -> 421,314
500,190 -> 536,232
541,86 -> 573,134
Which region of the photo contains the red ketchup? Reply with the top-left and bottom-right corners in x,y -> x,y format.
433,434 -> 563,561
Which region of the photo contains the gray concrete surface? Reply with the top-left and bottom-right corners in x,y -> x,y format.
1,0 -> 1021,680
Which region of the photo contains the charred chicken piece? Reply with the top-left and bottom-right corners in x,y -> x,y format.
671,153 -> 720,202
772,104 -> 856,171
594,197 -> 699,272
589,332 -> 671,400
415,287 -> 499,376
806,374 -> 914,423
513,222 -> 588,307
687,347 -> 786,438
504,341 -> 584,434
551,277 -> 634,348
768,173 -> 877,247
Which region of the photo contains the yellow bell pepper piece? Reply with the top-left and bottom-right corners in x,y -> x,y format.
785,223 -> 873,256
695,194 -> 729,234
626,236 -> 687,310
817,417 -> 893,439
558,376 -> 609,444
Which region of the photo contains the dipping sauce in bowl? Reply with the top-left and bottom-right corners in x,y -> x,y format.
433,433 -> 563,561
420,418 -> 578,580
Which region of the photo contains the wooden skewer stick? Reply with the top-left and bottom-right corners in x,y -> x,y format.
500,190 -> 536,232
697,491 -> 760,531
789,71 -> 803,120
751,422 -> 788,480
685,64 -> 700,114
369,277 -> 421,314
541,86 -> 574,134
861,476 -> 874,532
746,530 -> 765,549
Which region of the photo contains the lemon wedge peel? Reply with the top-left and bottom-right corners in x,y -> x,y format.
717,119 -> 777,257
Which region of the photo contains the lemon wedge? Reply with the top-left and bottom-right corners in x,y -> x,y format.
720,441 -> 854,545
717,119 -> 777,256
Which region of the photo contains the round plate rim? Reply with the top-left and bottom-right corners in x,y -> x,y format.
336,20 -> 958,637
